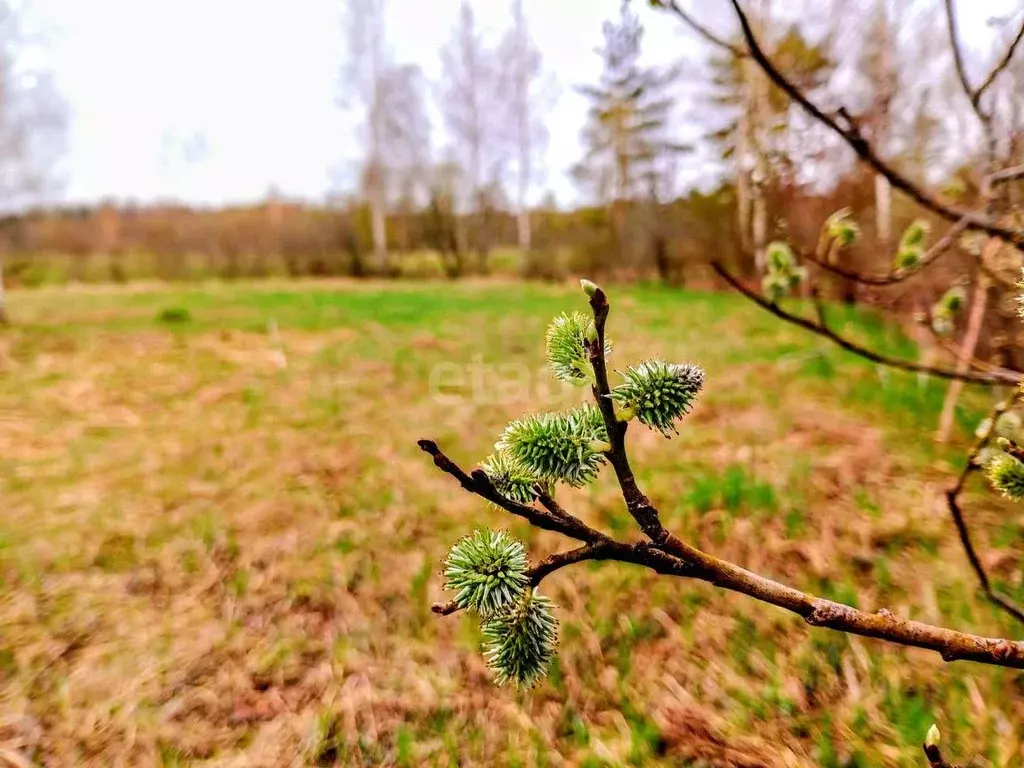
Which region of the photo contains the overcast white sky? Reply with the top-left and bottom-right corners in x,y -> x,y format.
27,0 -> 1021,208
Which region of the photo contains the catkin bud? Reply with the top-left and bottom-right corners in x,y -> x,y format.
443,530 -> 530,616
609,359 -> 705,437
482,589 -> 558,687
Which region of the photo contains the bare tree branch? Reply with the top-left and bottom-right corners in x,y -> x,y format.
975,13 -> 1024,103
928,323 -> 1021,379
711,262 -> 1021,386
585,287 -> 676,546
430,540 -> 685,616
946,490 -> 1024,625
990,164 -> 1024,186
802,217 -> 971,287
943,0 -> 1000,165
943,395 -> 1024,625
417,439 -> 600,543
943,0 -> 985,120
722,0 -> 1024,249
663,0 -> 747,59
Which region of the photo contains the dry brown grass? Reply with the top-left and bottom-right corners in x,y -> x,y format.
0,280 -> 1021,766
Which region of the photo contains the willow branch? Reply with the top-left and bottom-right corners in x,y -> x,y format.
430,539 -> 695,615
990,164 -> 1024,186
810,284 -> 829,329
935,337 -> 1020,379
711,262 -> 1020,386
585,286 -> 677,546
975,13 -> 1024,103
424,442 -> 1024,667
944,0 -> 985,120
725,0 -> 1024,249
941,394 -> 1024,626
802,217 -> 970,287
945,490 -> 1024,626
417,439 -> 601,543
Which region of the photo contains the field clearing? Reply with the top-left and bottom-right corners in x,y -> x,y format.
1,278 -> 1022,767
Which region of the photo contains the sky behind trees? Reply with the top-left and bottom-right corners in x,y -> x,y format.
22,0 -> 1019,207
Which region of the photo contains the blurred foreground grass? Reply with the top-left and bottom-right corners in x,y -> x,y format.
1,279 -> 1022,766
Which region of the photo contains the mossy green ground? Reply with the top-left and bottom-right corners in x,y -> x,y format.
1,279 -> 1021,766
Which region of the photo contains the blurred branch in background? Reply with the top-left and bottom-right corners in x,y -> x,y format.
660,0 -> 1024,638
711,261 -> 1020,387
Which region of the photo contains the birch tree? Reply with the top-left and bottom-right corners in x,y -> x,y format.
498,0 -> 551,254
439,2 -> 505,273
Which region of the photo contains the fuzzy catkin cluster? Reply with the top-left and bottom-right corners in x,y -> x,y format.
443,530 -> 530,616
440,279 -> 705,687
761,241 -> 807,303
545,311 -> 611,386
987,452 -> 1024,500
498,406 -> 609,487
932,285 -> 967,336
825,208 -> 860,246
442,530 -> 558,687
482,590 -> 559,687
610,359 -> 705,436
480,451 -> 550,504
894,219 -> 930,270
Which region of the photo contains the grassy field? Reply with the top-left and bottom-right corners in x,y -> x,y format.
1,278 -> 1022,767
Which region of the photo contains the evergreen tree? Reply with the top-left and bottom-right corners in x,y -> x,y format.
573,1 -> 688,270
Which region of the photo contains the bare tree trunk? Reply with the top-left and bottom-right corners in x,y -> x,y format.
751,170 -> 767,271
369,180 -> 390,275
875,174 -> 892,244
517,208 -> 531,252
736,107 -> 752,255
937,269 -> 991,442
0,256 -> 7,325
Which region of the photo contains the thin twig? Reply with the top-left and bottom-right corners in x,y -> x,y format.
417,439 -> 600,543
944,0 -> 1000,168
810,283 -> 829,328
924,740 -> 960,768
711,262 -> 1020,386
724,0 -> 1024,249
586,286 -> 676,546
942,394 -> 1024,626
975,13 -> 1024,103
990,163 -> 1024,186
801,216 -> 970,287
945,491 -> 1024,625
944,0 -> 985,120
663,0 -> 747,59
931,331 -> 1019,379
429,518 -> 696,616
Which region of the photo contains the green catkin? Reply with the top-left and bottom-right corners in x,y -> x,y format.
545,312 -> 612,386
443,530 -> 530,616
480,450 -> 547,504
987,453 -> 1024,500
482,589 -> 558,687
609,359 -> 705,436
498,405 -> 609,487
